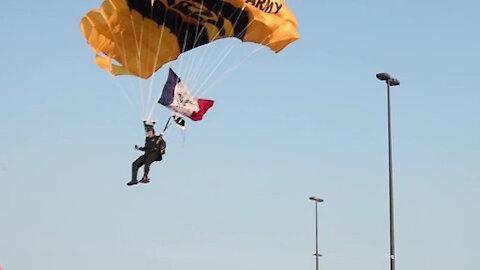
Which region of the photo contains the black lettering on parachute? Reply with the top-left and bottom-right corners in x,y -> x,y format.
245,0 -> 283,14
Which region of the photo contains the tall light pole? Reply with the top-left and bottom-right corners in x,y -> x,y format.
376,72 -> 400,270
309,197 -> 324,270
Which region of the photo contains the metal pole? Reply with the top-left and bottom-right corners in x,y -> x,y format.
315,201 -> 319,270
386,82 -> 396,270
309,197 -> 323,270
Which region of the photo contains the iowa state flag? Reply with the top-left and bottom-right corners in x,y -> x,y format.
158,68 -> 214,121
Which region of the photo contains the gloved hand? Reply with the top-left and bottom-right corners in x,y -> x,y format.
134,145 -> 139,150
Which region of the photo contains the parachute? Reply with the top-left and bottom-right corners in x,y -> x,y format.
80,0 -> 299,79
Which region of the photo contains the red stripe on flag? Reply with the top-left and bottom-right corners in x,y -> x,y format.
189,99 -> 214,121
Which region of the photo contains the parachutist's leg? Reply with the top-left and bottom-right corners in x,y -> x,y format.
143,153 -> 160,179
132,155 -> 146,180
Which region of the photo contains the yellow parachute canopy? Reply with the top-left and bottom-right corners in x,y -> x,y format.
81,0 -> 299,79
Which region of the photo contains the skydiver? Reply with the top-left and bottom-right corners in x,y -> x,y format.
127,121 -> 166,186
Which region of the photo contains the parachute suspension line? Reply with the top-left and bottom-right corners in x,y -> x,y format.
223,20 -> 291,78
189,41 -> 239,97
184,0 -> 206,85
101,16 -> 142,119
189,0 -> 206,48
98,8 -> 131,75
189,8 -> 257,96
219,11 -> 299,78
177,26 -> 192,84
146,3 -> 189,121
196,32 -> 272,98
144,10 -> 155,121
100,11 -> 143,119
145,60 -> 172,121
128,11 -> 149,119
188,19 -> 249,92
193,45 -> 236,96
183,0 -> 217,85
146,7 -> 170,121
113,78 -> 143,120
198,43 -> 267,98
183,0 -> 228,88
196,11 -> 295,96
139,23 -> 149,119
228,35 -> 271,71
128,16 -> 144,117
188,5 -> 254,90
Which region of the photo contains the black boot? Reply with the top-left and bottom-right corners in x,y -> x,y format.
127,179 -> 138,186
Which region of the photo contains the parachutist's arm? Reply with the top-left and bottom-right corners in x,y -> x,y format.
134,145 -> 145,151
158,138 -> 166,155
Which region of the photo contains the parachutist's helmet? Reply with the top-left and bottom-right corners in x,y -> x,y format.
143,120 -> 156,133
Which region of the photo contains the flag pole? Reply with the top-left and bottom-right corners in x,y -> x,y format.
162,116 -> 172,133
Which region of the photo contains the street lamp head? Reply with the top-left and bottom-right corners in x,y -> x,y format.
377,72 -> 400,87
376,72 -> 391,81
309,197 -> 324,202
389,78 -> 400,86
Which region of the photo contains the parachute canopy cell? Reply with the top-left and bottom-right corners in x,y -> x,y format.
80,0 -> 299,79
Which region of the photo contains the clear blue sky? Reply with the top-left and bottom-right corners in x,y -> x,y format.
1,1 -> 479,269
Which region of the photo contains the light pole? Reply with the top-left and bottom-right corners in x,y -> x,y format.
309,197 -> 324,270
376,72 -> 400,270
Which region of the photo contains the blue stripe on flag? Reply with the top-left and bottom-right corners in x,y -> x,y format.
158,68 -> 181,106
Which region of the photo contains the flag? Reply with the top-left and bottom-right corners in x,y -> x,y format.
173,115 -> 185,130
159,68 -> 214,121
